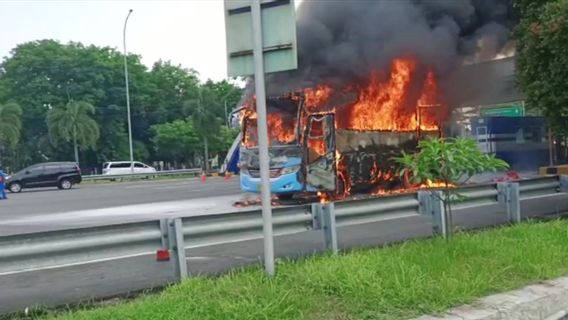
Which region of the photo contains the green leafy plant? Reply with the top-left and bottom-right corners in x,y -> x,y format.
395,138 -> 509,236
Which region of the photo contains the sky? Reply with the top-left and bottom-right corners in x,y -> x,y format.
0,0 -> 303,82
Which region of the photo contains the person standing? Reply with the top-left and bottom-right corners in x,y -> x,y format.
0,168 -> 7,200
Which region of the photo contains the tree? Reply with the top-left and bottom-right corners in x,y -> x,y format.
148,61 -> 200,123
513,0 -> 555,20
0,102 -> 22,166
47,101 -> 100,165
516,0 -> 568,135
0,40 -> 152,168
0,39 -> 241,170
213,126 -> 239,153
202,79 -> 243,124
396,138 -> 509,237
152,119 -> 201,167
184,86 -> 221,171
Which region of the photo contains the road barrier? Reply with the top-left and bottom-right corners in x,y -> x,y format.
518,176 -> 563,198
0,221 -> 163,274
0,176 -> 567,280
452,183 -> 500,209
82,168 -> 202,182
333,193 -> 421,226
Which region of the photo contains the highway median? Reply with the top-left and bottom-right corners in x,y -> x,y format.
25,219 -> 568,320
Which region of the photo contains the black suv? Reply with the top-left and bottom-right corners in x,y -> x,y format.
5,162 -> 82,193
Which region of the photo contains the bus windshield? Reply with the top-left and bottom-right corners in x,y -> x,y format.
242,98 -> 300,148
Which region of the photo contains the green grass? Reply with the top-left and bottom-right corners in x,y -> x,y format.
45,220 -> 568,320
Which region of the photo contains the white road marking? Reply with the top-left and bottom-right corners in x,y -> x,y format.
0,252 -> 155,276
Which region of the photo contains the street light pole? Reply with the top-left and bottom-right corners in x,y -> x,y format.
123,9 -> 134,173
224,99 -> 229,127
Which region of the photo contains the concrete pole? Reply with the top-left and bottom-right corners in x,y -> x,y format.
251,0 -> 275,276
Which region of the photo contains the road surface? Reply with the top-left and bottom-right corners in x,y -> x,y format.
0,177 -> 247,235
1,177 -> 242,217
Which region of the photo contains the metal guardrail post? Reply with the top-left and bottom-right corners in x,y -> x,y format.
311,203 -> 338,253
560,175 -> 568,193
159,219 -> 169,248
419,191 -> 449,238
505,182 -> 521,223
311,203 -> 323,230
418,191 -> 431,216
168,218 -> 188,280
322,203 -> 338,254
497,183 -> 507,205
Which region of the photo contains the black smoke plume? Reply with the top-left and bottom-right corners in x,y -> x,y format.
264,0 -> 514,95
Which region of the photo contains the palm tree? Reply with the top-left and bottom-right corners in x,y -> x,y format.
0,102 -> 23,166
47,100 -> 100,165
184,87 -> 220,172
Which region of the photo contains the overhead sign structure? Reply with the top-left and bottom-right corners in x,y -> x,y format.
224,0 -> 297,77
480,102 -> 525,117
224,0 -> 298,276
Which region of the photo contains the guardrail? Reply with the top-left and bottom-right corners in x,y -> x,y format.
332,193 -> 420,226
82,168 -> 202,181
518,176 -> 562,198
180,206 -> 313,248
452,183 -> 500,209
0,221 -> 164,274
0,175 -> 567,281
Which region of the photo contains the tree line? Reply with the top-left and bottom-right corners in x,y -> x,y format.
0,40 -> 241,173
515,0 -> 568,161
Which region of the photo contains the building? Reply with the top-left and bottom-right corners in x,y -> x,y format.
446,57 -> 550,171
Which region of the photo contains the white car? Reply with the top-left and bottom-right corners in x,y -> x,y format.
102,161 -> 157,175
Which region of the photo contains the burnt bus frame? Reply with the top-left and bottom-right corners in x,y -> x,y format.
240,94 -> 442,195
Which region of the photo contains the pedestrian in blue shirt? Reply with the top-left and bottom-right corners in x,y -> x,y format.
0,168 -> 6,200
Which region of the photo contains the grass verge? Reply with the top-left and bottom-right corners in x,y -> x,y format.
40,220 -> 568,319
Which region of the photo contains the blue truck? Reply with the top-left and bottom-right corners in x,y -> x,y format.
471,116 -> 549,171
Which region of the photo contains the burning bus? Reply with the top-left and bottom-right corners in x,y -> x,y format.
238,58 -> 449,199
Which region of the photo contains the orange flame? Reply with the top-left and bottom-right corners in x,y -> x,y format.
348,58 -> 441,131
242,108 -> 296,147
304,86 -> 333,111
267,112 -> 296,144
419,180 -> 455,189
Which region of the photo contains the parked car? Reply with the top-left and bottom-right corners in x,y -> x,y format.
5,162 -> 82,193
102,161 -> 157,175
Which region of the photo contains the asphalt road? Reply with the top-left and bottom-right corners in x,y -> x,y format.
1,177 -> 242,218
2,194 -> 568,314
0,177 -> 247,235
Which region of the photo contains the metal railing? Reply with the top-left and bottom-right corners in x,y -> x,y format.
333,193 -> 420,226
452,183 -> 500,209
180,206 -> 313,248
82,168 -> 202,181
0,221 -> 163,274
0,175 -> 566,280
518,176 -> 561,199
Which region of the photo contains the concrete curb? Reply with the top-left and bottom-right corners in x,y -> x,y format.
415,277 -> 568,320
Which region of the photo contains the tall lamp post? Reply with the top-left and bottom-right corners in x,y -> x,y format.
123,9 -> 134,173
